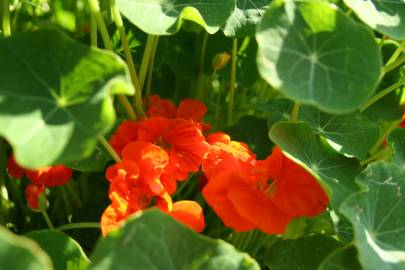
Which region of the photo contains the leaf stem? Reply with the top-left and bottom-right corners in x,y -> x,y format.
383,54 -> 405,75
196,32 -> 209,99
90,13 -> 97,47
139,35 -> 156,91
41,210 -> 55,229
360,80 -> 405,112
360,147 -> 392,166
2,0 -> 11,36
228,38 -> 238,126
110,0 -> 144,117
57,222 -> 100,231
290,102 -> 300,122
97,134 -> 121,162
88,0 -> 137,120
145,36 -> 159,100
385,41 -> 405,66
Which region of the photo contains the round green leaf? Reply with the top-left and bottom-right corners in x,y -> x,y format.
27,230 -> 90,270
343,0 -> 405,40
256,0 -> 382,113
0,29 -> 134,168
222,0 -> 270,37
389,128 -> 405,168
66,143 -> 111,172
262,235 -> 342,270
269,122 -> 361,210
0,226 -> 53,270
116,0 -> 235,35
341,162 -> 405,270
90,210 -> 259,270
319,245 -> 362,270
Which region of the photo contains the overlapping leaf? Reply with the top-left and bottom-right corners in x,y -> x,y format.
269,122 -> 361,210
116,0 -> 235,35
0,226 -> 53,270
90,210 -> 259,270
389,128 -> 405,168
319,245 -> 362,270
0,29 -> 133,168
343,0 -> 405,40
27,230 -> 90,270
256,0 -> 381,113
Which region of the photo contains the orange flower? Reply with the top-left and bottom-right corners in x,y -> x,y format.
109,120 -> 139,155
24,184 -> 45,209
203,141 -> 329,234
147,95 -> 211,130
400,112 -> 405,128
138,117 -> 209,192
169,200 -> 205,232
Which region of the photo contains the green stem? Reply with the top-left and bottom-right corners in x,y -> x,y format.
97,134 -> 121,162
361,147 -> 392,166
2,0 -> 11,36
383,54 -> 405,75
228,38 -> 238,126
360,80 -> 405,112
110,0 -> 144,117
139,35 -> 156,92
369,120 -> 400,154
290,102 -> 300,122
65,182 -> 83,208
239,230 -> 255,251
196,32 -> 209,99
60,186 -> 72,214
88,0 -> 137,120
41,211 -> 55,229
90,13 -> 97,47
145,36 -> 159,100
385,41 -> 405,66
57,222 -> 100,231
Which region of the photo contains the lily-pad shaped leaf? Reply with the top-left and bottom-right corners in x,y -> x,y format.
256,0 -> 382,113
343,0 -> 405,40
90,210 -> 259,270
27,230 -> 90,270
319,245 -> 362,270
0,226 -> 53,270
389,128 -> 405,168
222,0 -> 270,38
116,0 -> 235,35
341,162 -> 405,270
262,234 -> 342,270
269,122 -> 361,210
0,29 -> 133,168
299,106 -> 380,159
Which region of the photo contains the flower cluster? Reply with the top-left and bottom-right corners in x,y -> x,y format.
7,156 -> 72,209
102,95 -> 329,236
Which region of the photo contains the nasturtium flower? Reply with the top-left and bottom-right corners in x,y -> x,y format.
6,155 -> 25,179
169,200 -> 205,232
203,138 -> 329,234
24,184 -> 45,209
109,120 -> 139,155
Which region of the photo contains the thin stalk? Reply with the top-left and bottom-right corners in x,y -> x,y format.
385,41 -> 405,66
227,38 -> 238,126
369,120 -> 401,154
290,103 -> 300,122
88,0 -> 137,120
41,211 -> 55,229
110,0 -> 144,116
66,182 -> 83,208
361,147 -> 392,166
145,36 -> 159,100
239,230 -> 255,251
2,0 -> 11,36
139,35 -> 156,92
57,222 -> 100,231
196,32 -> 209,99
97,134 -> 121,162
60,186 -> 72,214
360,80 -> 405,112
383,54 -> 405,75
90,13 -> 97,47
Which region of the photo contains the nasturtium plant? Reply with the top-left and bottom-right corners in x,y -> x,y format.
1,0 -> 405,269
256,0 -> 382,113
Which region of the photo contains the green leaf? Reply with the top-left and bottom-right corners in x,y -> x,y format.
389,128 -> 405,168
341,162 -> 405,270
262,235 -> 342,270
299,106 -> 380,159
256,0 -> 382,113
116,0 -> 235,35
343,0 -> 405,40
319,245 -> 362,270
27,230 -> 90,270
66,143 -> 111,172
269,122 -> 361,210
225,115 -> 272,159
222,0 -> 269,38
0,226 -> 53,270
256,99 -> 292,128
90,210 -> 259,270
0,29 -> 133,168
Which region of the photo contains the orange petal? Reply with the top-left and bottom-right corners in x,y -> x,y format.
6,155 -> 25,179
109,120 -> 138,155
176,99 -> 207,122
169,200 -> 205,232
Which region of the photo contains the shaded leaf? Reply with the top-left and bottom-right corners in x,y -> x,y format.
66,144 -> 111,172
389,128 -> 405,168
90,210 -> 259,270
269,122 -> 361,210
256,0 -> 381,113
341,161 -> 405,270
0,29 -> 133,168
27,230 -> 90,270
319,245 -> 362,270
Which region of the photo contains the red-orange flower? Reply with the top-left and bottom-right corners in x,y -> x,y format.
109,120 -> 139,155
147,95 -> 211,130
6,155 -> 25,179
169,200 -> 205,232
25,184 -> 45,209
203,140 -> 329,234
